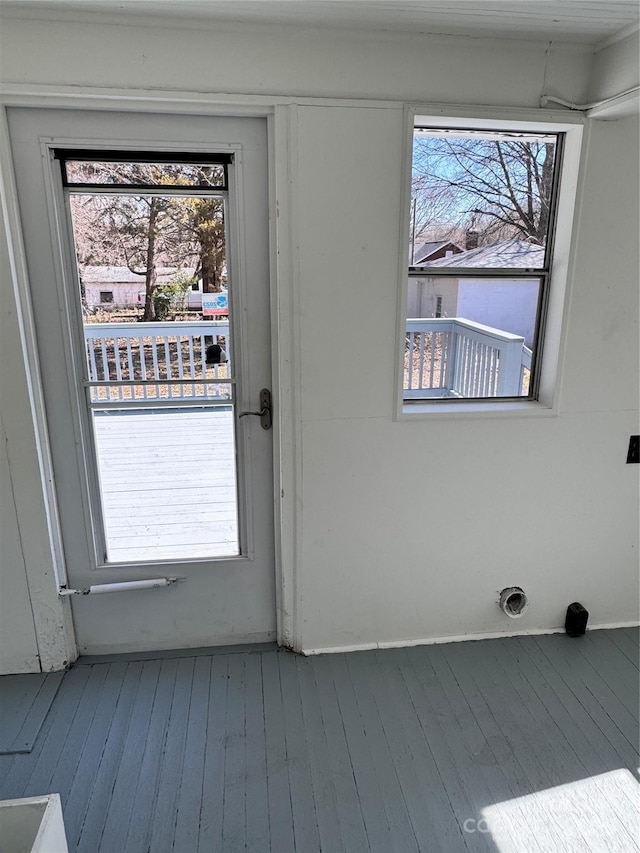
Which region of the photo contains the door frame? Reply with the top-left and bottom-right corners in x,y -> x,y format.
45,136 -> 258,571
0,88 -> 302,664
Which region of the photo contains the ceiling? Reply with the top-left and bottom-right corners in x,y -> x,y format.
1,1 -> 639,47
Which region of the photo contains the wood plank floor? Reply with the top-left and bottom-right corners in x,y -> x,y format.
93,408 -> 238,562
0,671 -> 64,754
0,630 -> 638,852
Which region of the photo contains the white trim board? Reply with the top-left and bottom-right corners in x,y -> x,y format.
2,82 -> 597,116
0,110 -> 76,671
301,622 -> 640,656
0,83 -> 403,112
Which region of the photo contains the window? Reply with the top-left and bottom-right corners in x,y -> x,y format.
61,153 -> 228,189
58,149 -> 237,561
400,111 -> 582,412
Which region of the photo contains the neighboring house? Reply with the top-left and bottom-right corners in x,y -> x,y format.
407,239 -> 545,345
80,266 -> 202,309
410,239 -> 463,265
426,239 -> 545,270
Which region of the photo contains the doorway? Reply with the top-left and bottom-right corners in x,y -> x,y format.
7,108 -> 276,655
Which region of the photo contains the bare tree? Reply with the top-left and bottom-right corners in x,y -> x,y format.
68,161 -> 226,318
167,196 -> 225,293
70,191 -> 174,320
412,132 -> 557,247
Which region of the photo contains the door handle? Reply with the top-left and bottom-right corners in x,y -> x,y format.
239,388 -> 272,430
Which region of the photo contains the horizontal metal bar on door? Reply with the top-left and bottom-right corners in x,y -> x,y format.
59,577 -> 183,596
83,321 -> 231,336
88,399 -> 235,411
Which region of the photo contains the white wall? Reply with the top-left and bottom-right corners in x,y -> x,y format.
0,12 -> 592,105
0,210 -> 39,673
84,282 -> 138,308
589,30 -> 640,103
457,279 -> 539,346
0,12 -> 637,665
294,105 -> 639,651
0,413 -> 40,673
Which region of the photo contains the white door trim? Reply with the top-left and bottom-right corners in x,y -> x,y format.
42,136 -> 258,572
270,104 -> 303,651
1,88 -> 303,659
0,109 -> 77,670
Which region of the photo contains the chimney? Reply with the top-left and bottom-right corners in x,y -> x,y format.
465,229 -> 479,250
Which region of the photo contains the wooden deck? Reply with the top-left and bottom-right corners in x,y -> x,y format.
92,407 -> 239,562
1,630 -> 638,852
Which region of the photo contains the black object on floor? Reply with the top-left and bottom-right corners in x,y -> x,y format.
565,602 -> 589,637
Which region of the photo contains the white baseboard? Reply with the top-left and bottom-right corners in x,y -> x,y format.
300,621 -> 640,656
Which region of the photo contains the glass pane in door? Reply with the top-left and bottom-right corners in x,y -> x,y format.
67,161 -> 240,563
93,406 -> 238,561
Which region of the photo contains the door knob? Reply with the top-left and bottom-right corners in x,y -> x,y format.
239,388 -> 272,430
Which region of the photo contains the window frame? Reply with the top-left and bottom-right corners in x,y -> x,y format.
56,149 -> 231,191
395,105 -> 585,420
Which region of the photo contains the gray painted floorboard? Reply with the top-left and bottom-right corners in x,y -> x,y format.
0,671 -> 64,754
0,630 -> 638,852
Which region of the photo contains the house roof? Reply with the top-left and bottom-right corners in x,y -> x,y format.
415,239 -> 545,269
81,266 -> 183,284
412,240 -> 462,264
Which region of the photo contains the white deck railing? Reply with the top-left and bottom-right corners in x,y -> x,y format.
83,321 -> 231,407
84,317 -> 530,407
405,318 -> 531,398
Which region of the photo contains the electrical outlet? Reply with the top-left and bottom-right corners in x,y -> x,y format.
627,435 -> 640,464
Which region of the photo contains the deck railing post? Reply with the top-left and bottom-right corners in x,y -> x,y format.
496,337 -> 525,396
445,321 -> 460,394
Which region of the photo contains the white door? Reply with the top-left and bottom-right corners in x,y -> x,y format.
8,108 -> 276,655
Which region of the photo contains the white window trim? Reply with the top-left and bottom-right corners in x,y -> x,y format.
394,104 -> 585,420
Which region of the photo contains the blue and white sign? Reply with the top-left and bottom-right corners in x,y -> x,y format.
202,292 -> 228,316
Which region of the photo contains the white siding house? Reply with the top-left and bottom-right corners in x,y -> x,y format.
411,240 -> 546,345
81,266 -> 186,309
456,279 -> 539,347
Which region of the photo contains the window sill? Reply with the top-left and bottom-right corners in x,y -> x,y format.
399,399 -> 557,420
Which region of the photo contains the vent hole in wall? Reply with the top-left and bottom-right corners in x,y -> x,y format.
499,587 -> 528,618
